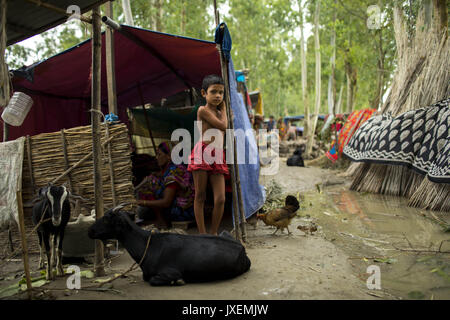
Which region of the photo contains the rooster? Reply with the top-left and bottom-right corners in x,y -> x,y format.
257,195 -> 300,235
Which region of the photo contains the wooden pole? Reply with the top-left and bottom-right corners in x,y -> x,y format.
25,135 -> 37,194
2,122 -> 7,142
217,44 -> 242,243
91,6 -> 105,277
105,123 -> 117,207
105,1 -> 118,116
213,0 -> 219,26
137,83 -> 158,155
60,129 -> 73,192
216,24 -> 248,242
17,191 -> 32,300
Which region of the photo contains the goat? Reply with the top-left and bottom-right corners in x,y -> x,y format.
32,184 -> 71,280
287,147 -> 305,167
88,206 -> 251,286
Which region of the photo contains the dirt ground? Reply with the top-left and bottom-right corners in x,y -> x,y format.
1,159 -> 448,300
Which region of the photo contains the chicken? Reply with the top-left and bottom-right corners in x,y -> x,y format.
297,222 -> 318,235
257,195 -> 300,235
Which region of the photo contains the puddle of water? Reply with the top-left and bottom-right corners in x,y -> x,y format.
302,186 -> 450,300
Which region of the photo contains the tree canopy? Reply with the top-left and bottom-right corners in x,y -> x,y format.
6,0 -> 437,118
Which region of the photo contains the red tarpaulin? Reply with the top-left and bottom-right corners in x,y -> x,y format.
3,26 -> 221,140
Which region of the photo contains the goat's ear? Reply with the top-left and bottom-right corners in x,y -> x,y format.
38,186 -> 47,198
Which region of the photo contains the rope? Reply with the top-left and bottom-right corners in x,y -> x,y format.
84,232 -> 153,288
88,108 -> 106,122
0,202 -> 50,266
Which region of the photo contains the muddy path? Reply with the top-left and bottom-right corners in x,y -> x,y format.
1,160 -> 448,300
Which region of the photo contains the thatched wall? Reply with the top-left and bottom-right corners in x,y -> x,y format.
348,6 -> 450,213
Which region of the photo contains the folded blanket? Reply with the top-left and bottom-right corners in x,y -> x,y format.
343,98 -> 450,184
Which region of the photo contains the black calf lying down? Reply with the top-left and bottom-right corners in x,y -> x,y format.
88,206 -> 251,286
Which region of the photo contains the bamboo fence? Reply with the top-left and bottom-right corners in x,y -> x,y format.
1,122 -> 135,255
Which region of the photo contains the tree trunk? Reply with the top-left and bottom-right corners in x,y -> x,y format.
345,48 -> 357,113
329,0 -> 336,115
433,0 -> 448,37
155,0 -> 163,32
121,0 -> 134,26
424,0 -> 433,28
180,0 -> 186,34
346,67 -> 357,112
306,0 -> 321,156
336,85 -> 343,114
298,0 -> 310,141
371,29 -> 385,109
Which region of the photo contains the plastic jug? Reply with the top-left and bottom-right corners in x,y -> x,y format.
1,92 -> 33,126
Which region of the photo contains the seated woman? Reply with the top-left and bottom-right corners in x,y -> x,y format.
135,142 -> 195,228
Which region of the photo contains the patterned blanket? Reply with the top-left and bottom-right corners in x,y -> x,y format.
326,108 -> 376,162
343,98 -> 450,184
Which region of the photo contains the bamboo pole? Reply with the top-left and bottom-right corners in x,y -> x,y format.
2,122 -> 7,142
91,6 -> 105,277
213,0 -> 219,26
25,135 -> 37,194
215,22 -> 247,242
17,191 -> 32,300
137,83 -> 157,155
217,40 -> 248,242
60,129 -> 73,192
105,123 -> 117,207
105,1 -> 118,116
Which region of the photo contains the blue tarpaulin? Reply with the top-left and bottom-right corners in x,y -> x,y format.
228,59 -> 266,220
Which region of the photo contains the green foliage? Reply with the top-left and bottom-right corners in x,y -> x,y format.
4,0 -> 407,118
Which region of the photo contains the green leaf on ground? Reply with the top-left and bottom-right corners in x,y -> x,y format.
408,291 -> 425,300
80,270 -> 95,279
373,258 -> 397,264
0,283 -> 20,299
430,268 -> 450,282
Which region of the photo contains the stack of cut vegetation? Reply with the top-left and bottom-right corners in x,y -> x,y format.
261,179 -> 285,212
349,5 -> 449,212
3,122 -> 135,253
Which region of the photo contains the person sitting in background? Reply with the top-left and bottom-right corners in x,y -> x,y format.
287,121 -> 297,141
135,141 -> 194,228
277,117 -> 287,141
267,115 -> 275,131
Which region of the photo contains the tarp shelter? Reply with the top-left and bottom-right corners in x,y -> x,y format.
249,90 -> 263,116
5,23 -> 265,220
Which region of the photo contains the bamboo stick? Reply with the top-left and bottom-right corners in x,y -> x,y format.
217,42 -> 242,242
105,1 -> 118,116
60,129 -> 73,192
25,135 -> 36,194
91,6 -> 105,277
221,55 -> 248,242
105,123 -> 117,207
137,83 -> 157,155
17,191 -> 32,300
